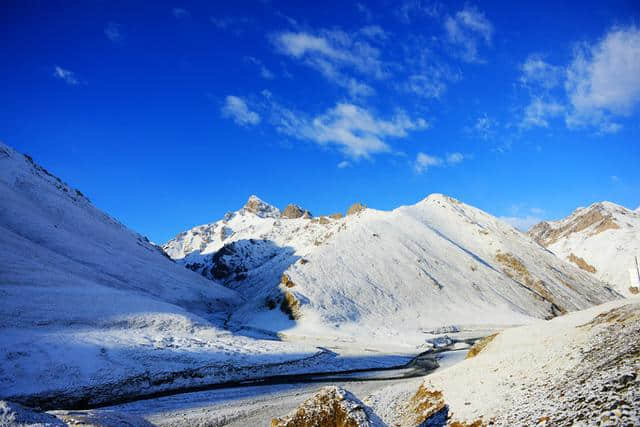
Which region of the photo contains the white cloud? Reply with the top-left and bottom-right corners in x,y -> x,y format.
444,5 -> 493,63
272,102 -> 427,158
414,151 -> 466,173
446,152 -> 465,164
221,96 -> 261,126
337,160 -> 351,168
499,215 -> 542,231
104,22 -> 124,42
566,26 -> 640,117
520,54 -> 562,90
414,152 -> 442,173
530,207 -> 545,215
53,66 -> 80,86
271,29 -> 387,97
172,8 -> 190,19
521,97 -> 565,128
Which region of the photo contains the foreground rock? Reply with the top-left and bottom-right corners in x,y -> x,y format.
271,386 -> 370,427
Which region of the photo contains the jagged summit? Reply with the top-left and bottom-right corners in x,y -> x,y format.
528,201 -> 640,296
241,195 -> 280,218
281,204 -> 312,219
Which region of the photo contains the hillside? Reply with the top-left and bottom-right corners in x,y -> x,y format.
0,142 -> 326,408
529,201 -> 640,297
166,194 -> 620,348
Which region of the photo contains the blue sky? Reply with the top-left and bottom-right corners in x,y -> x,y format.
2,0 -> 639,242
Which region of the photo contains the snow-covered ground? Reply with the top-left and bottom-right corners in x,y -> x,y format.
0,142 -> 333,408
365,297 -> 640,426
529,201 -> 640,297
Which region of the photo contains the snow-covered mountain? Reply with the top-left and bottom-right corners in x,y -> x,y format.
0,143 -> 326,407
528,201 -> 640,297
165,194 -> 619,346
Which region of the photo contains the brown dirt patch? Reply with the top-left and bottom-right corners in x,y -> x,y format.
466,333 -> 499,359
567,253 -> 597,273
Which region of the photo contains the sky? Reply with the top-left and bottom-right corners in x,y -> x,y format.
2,0 -> 640,243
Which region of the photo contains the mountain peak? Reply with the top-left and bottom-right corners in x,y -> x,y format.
281,204 -> 312,219
242,195 -> 280,218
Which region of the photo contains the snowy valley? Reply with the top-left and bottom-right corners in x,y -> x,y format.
0,141 -> 638,426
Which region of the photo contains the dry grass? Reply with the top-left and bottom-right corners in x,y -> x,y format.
280,291 -> 301,320
346,203 -> 366,216
591,217 -> 620,235
403,384 -> 446,426
466,333 -> 499,359
567,253 -> 597,273
281,274 -> 296,288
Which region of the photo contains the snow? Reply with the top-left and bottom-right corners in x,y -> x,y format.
366,297 -> 640,425
0,142 -> 330,407
529,201 -> 640,296
166,192 -> 619,349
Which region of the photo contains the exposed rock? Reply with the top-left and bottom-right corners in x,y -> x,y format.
242,195 -> 281,218
495,251 -> 565,316
271,386 -> 370,427
281,204 -> 312,219
528,204 -> 620,247
567,253 -> 597,273
329,213 -> 343,219
346,203 -> 366,216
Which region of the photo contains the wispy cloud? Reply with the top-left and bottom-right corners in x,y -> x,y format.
244,56 -> 275,79
444,5 -> 493,63
53,66 -> 81,86
337,160 -> 351,169
172,8 -> 190,19
396,0 -> 442,24
222,95 -> 261,126
210,16 -> 251,34
520,54 -> 562,90
104,22 -> 124,42
271,102 -> 428,158
470,114 -> 499,140
271,29 -> 388,97
521,97 -> 565,128
414,151 -> 467,173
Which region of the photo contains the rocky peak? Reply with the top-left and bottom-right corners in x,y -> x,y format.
280,204 -> 312,219
242,195 -> 280,218
346,202 -> 366,216
528,202 -> 624,247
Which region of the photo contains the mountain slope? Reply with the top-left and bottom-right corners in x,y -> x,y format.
0,143 -> 325,407
166,194 -> 620,347
528,201 -> 640,297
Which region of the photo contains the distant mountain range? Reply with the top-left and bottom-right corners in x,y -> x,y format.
164,193 -> 620,345
529,201 -> 640,297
